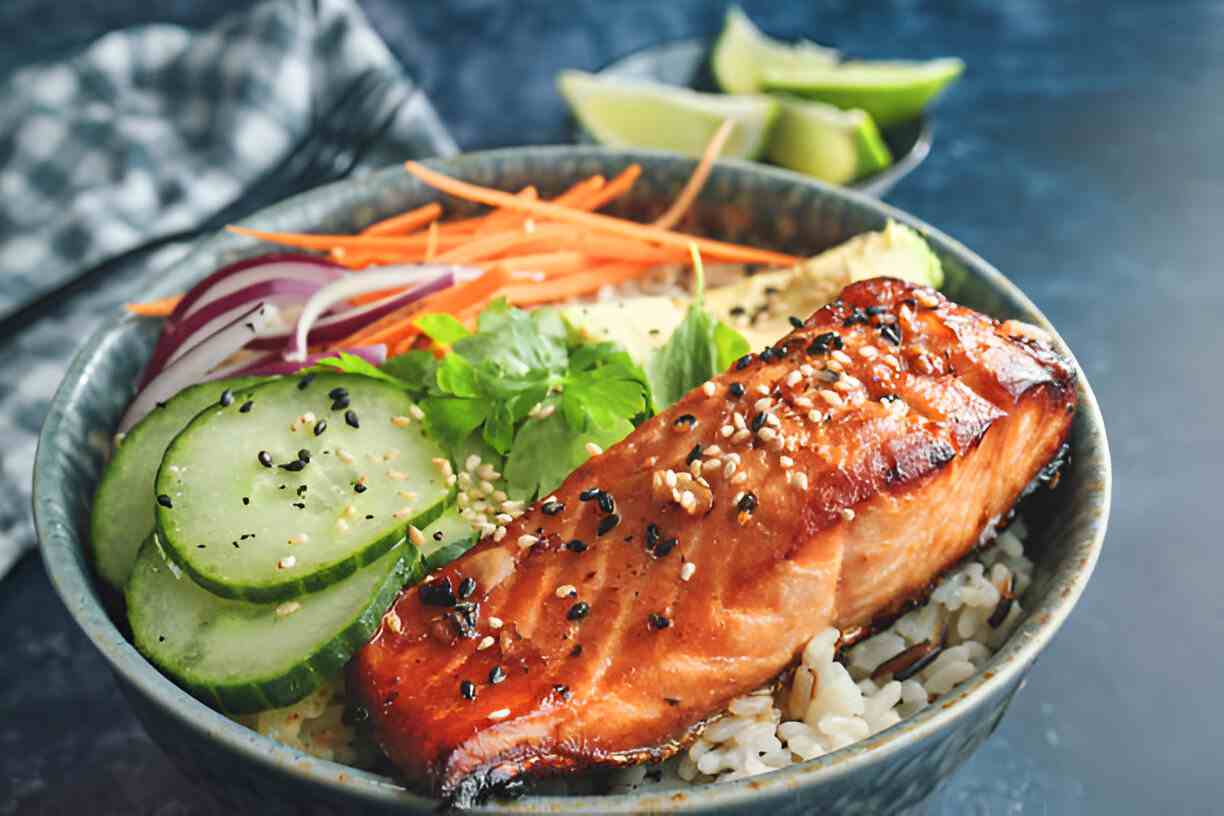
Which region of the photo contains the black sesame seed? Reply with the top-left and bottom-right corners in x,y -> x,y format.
156,494 -> 173,509
489,666 -> 507,684
750,412 -> 767,432
239,400 -> 254,413
566,538 -> 588,553
737,492 -> 758,514
553,684 -> 570,698
807,331 -> 844,355
541,500 -> 565,516
729,382 -> 745,398
843,308 -> 869,327
759,346 -> 776,363
433,530 -> 445,541
866,305 -> 889,316
354,482 -> 367,494
729,306 -> 746,317
881,393 -> 899,404
293,502 -> 306,509
458,576 -> 477,599
648,613 -> 671,630
331,396 -> 350,410
645,523 -> 661,549
653,537 -> 678,558
365,514 -> 374,520
734,354 -> 753,371
297,448 -> 311,463
297,373 -> 316,390
596,492 -> 615,514
460,680 -> 477,700
880,323 -> 902,346
673,413 -> 697,428
420,578 -> 456,607
296,485 -> 308,496
328,387 -> 349,400
567,601 -> 590,621
219,389 -> 234,407
242,497 -> 250,506
579,488 -> 600,501
788,316 -> 804,329
597,513 -> 620,536
686,444 -> 703,465
345,409 -> 360,428
279,460 -> 305,472
258,451 -> 273,468
313,419 -> 327,436
570,644 -> 584,657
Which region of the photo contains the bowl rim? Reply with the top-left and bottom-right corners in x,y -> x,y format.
33,145 -> 1110,813
591,37 -> 934,198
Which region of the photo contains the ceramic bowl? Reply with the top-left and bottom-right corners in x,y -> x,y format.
33,146 -> 1109,814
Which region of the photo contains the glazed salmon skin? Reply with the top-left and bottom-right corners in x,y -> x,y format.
352,277 -> 1077,804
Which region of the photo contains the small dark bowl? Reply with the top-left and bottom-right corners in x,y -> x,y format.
586,39 -> 932,198
34,146 -> 1109,814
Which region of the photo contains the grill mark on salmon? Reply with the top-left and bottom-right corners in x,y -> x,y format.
352,278 -> 1076,805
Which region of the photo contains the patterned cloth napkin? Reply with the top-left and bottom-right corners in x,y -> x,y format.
0,0 -> 457,579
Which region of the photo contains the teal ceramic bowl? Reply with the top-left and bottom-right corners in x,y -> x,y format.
33,147 -> 1110,814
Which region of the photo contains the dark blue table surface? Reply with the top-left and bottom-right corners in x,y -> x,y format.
3,1 -> 1221,813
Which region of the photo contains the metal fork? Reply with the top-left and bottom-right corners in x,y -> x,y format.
0,69 -> 410,341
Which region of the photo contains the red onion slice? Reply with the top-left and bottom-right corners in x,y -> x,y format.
120,303 -> 277,433
168,253 -> 341,327
285,266 -> 476,361
206,345 -> 388,379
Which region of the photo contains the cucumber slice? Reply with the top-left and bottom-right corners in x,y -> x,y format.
91,377 -> 266,590
420,510 -> 479,573
128,535 -> 414,714
155,374 -> 448,602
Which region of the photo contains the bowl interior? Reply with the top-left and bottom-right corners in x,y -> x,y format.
34,147 -> 1109,813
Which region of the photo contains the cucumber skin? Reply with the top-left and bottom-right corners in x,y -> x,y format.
127,538 -> 426,715
90,377 -> 268,590
153,373 -> 448,604
156,496 -> 445,605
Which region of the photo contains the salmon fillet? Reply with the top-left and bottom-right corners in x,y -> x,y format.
351,278 -> 1076,804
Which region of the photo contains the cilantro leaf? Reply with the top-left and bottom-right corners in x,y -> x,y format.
454,300 -> 568,378
380,350 -> 437,397
414,313 -> 471,346
313,352 -> 408,388
421,396 -> 488,449
435,353 -> 479,398
504,409 -> 635,499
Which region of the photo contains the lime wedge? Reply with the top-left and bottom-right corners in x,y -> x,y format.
761,58 -> 964,126
557,70 -> 779,159
766,98 -> 892,185
711,7 -> 838,94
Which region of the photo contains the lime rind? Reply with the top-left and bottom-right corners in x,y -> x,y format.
711,6 -> 838,94
766,98 -> 893,184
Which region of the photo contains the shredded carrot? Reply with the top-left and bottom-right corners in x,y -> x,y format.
424,220 -> 439,261
226,225 -> 463,254
473,187 -> 539,235
654,119 -> 734,230
403,161 -> 798,267
571,164 -> 642,212
498,261 -> 652,306
552,176 -> 606,208
126,294 -> 182,317
360,202 -> 442,236
484,250 -> 588,278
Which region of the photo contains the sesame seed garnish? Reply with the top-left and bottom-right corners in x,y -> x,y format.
489,665 -> 507,684
353,482 -> 367,494
679,491 -> 697,512
702,459 -> 721,474
753,396 -> 773,413
566,538 -> 588,553
488,616 -> 504,629
597,513 -> 621,536
788,315 -> 804,329
723,460 -> 738,478
477,635 -> 494,651
719,424 -> 734,439
686,444 -> 704,465
385,609 -> 402,633
820,389 -> 845,408
383,449 -> 401,463
460,680 -> 477,700
795,472 -> 809,490
567,601 -> 590,620
653,537 -> 677,558
732,428 -> 752,445
239,400 -> 253,413
458,577 -> 476,599
336,519 -> 350,533
785,370 -> 803,388
277,555 -> 296,570
279,459 -> 306,472
729,382 -> 745,398
648,613 -> 671,630
832,349 -> 854,366
673,413 -> 697,430
755,384 -> 770,396
880,324 -> 902,345
780,455 -> 794,468
518,534 -> 539,549
841,507 -> 856,521
258,451 -> 273,468
156,494 -> 173,509
408,404 -> 426,421
737,492 -> 757,514
391,415 -> 412,428
702,381 -> 717,397
758,426 -> 778,442
297,374 -> 316,390
488,708 -> 511,721
328,387 -> 348,400
859,345 -> 880,359
344,409 -> 360,428
807,332 -> 843,355
420,579 -> 456,607
750,412 -> 767,432
732,471 -> 748,484
276,601 -> 301,617
680,562 -> 697,582
555,584 -> 578,599
734,354 -> 753,370
493,526 -> 507,542
408,526 -> 426,547
219,389 -> 234,407
387,470 -> 408,481
597,492 -> 616,514
541,500 -> 564,516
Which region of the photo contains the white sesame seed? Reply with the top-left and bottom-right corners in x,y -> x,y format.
720,424 -> 734,438
337,448 -> 355,465
794,396 -> 814,410
785,470 -> 794,485
795,472 -> 809,490
765,412 -> 781,428
732,428 -> 752,445
834,379 -> 855,393
392,507 -> 414,519
858,345 -> 879,360
703,459 -> 722,474
493,526 -> 507,542
702,381 -> 717,397
754,397 -> 773,413
723,460 -> 738,478
780,455 -> 794,468
409,404 -> 426,420
302,412 -> 317,425
645,456 -> 658,467
733,471 -> 748,484
479,522 -> 497,537
495,513 -> 514,524
276,601 -> 302,618
488,616 -> 504,629
585,442 -> 603,456
488,708 -> 511,721
820,389 -> 845,408
391,415 -> 412,428
808,409 -> 823,423
680,562 -> 697,582
758,427 -> 778,442
385,609 -> 402,633
733,411 -> 747,429
383,449 -> 401,462
799,364 -> 815,377
501,499 -> 525,512
665,470 -> 678,488
277,555 -> 296,570
555,584 -> 577,598
826,359 -> 844,372
755,384 -> 770,396
518,534 -> 539,549
477,635 -> 495,650
689,459 -> 703,477
785,370 -> 803,388
883,354 -> 901,369
407,526 -> 426,546
832,350 -> 853,366
397,491 -> 418,502
477,463 -> 499,481
335,519 -> 350,533
387,470 -> 408,482
680,491 -> 697,511
841,507 -> 856,521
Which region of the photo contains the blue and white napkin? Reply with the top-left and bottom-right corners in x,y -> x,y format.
0,0 -> 457,579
